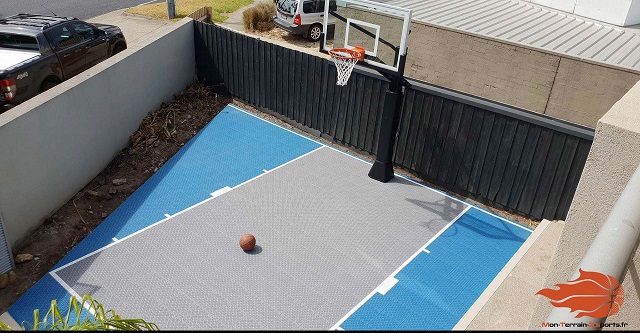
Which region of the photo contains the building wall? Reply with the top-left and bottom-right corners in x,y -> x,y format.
529,80 -> 640,328
405,22 -> 640,128
545,57 -> 640,127
0,18 -> 196,249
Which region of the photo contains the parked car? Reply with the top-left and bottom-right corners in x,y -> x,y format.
274,0 -> 335,42
0,14 -> 127,113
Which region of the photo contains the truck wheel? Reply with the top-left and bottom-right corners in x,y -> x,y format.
307,24 -> 323,42
40,80 -> 59,93
112,43 -> 126,56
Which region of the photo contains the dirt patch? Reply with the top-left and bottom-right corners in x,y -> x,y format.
0,83 -> 232,314
249,27 -> 319,50
1,85 -> 540,315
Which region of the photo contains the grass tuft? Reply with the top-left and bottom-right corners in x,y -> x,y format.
242,1 -> 276,31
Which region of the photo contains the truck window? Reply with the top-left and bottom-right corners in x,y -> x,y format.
0,33 -> 39,51
47,25 -> 78,50
71,22 -> 96,41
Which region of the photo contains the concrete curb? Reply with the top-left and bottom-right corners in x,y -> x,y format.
0,311 -> 22,330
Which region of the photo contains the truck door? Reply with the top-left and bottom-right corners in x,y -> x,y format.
45,23 -> 87,79
70,22 -> 109,71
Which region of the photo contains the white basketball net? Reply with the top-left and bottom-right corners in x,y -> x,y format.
330,50 -> 359,86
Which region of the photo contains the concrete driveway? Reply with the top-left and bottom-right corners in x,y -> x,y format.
87,9 -> 174,47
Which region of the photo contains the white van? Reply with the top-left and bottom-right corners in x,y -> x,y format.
274,0 -> 334,42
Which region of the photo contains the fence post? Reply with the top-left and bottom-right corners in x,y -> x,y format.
166,0 -> 177,19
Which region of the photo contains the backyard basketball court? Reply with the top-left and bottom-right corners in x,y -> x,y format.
8,104 -> 533,330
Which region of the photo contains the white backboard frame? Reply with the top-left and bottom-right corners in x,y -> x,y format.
323,0 -> 412,73
344,18 -> 380,57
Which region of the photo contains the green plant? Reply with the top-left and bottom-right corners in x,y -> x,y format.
243,1 -> 277,31
0,295 -> 159,331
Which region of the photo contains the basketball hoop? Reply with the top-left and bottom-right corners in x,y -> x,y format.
329,47 -> 364,86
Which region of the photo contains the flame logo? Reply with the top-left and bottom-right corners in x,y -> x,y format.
536,269 -> 624,319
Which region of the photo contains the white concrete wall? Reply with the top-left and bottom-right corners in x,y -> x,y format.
0,18 -> 196,249
625,0 -> 640,25
575,0 -> 635,26
526,0 -> 640,26
530,80 -> 640,329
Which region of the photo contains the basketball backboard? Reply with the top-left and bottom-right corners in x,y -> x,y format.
322,0 -> 412,74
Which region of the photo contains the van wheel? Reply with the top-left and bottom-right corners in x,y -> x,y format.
307,24 -> 323,42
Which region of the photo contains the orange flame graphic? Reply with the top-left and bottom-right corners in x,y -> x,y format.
536,269 -> 624,318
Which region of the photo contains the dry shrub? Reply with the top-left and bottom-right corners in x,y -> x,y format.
243,1 -> 276,31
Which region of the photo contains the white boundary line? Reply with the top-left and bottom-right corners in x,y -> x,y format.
329,205 -> 471,330
49,272 -> 95,315
50,147 -> 325,274
210,186 -> 232,198
452,219 -> 552,330
229,104 -> 532,233
376,277 -> 399,296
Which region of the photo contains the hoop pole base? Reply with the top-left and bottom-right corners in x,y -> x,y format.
368,78 -> 403,183
368,160 -> 395,183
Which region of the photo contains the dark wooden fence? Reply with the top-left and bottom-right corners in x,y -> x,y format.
193,21 -> 594,221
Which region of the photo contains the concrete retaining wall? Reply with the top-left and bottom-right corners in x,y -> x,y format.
529,81 -> 640,328
405,22 -> 640,128
0,18 -> 196,249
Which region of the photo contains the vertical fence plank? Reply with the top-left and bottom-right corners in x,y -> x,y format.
477,115 -> 506,197
495,122 -> 530,206
410,94 -> 432,172
438,102 -> 464,184
258,40 -> 266,108
555,140 -> 591,219
448,104 -> 474,186
530,133 -> 568,219
542,136 -> 579,218
394,89 -> 415,165
517,128 -> 554,215
456,108 -> 483,191
507,125 -> 542,209
487,117 -> 518,201
418,96 -> 444,177
429,100 -> 455,180
364,79 -> 382,153
468,113 -> 495,194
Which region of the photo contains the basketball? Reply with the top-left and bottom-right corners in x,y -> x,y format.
239,234 -> 256,251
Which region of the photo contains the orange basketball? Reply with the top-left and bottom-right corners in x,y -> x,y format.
239,234 -> 256,251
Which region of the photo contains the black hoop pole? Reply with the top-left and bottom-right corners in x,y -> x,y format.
368,54 -> 407,183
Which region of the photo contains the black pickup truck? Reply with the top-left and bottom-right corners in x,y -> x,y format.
1,14 -> 127,112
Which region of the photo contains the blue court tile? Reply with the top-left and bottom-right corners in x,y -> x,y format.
341,207 -> 532,330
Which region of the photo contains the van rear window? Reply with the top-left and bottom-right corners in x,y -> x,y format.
278,0 -> 298,15
0,33 -> 39,51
